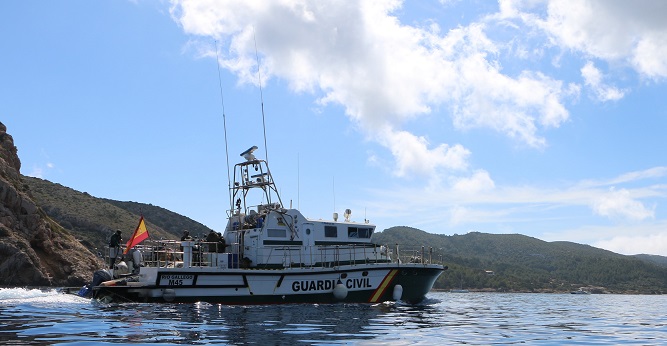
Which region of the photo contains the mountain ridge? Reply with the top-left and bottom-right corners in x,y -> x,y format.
22,175 -> 214,254
374,226 -> 667,293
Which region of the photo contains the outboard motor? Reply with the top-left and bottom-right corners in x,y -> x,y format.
77,269 -> 113,298
92,269 -> 111,287
113,261 -> 129,278
91,269 -> 112,287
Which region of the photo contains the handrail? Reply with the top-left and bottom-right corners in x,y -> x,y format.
111,239 -> 440,270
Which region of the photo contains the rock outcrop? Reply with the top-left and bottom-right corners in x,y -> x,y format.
0,121 -> 101,286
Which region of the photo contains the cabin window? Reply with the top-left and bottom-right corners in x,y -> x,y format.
348,227 -> 372,238
267,228 -> 287,238
324,226 -> 337,237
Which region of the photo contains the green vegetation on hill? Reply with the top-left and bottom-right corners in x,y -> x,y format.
102,199 -> 213,239
633,254 -> 667,268
374,226 -> 667,294
22,176 -> 213,253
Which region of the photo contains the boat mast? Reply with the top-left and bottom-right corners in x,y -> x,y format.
253,30 -> 270,166
214,40 -> 233,213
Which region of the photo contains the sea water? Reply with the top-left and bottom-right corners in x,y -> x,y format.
1,288 -> 665,345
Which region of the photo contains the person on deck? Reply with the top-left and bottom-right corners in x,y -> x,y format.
217,232 -> 226,253
206,230 -> 220,252
181,230 -> 193,241
108,230 -> 122,269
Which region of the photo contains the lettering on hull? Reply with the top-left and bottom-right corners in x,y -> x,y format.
291,278 -> 372,292
160,274 -> 194,286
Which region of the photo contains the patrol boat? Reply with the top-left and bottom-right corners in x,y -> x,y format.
89,147 -> 446,304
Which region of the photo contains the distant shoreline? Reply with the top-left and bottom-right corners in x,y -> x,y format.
3,286 -> 662,296
431,288 -> 664,295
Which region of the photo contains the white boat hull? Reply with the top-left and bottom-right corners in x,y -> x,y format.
93,263 -> 444,304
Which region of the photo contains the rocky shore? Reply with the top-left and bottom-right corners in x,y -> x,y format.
0,122 -> 101,286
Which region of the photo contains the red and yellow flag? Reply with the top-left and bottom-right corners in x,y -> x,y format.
124,216 -> 149,254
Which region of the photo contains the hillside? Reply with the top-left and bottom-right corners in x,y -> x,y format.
374,226 -> 667,294
633,254 -> 667,268
23,176 -> 213,253
102,199 -> 213,239
0,122 -> 100,286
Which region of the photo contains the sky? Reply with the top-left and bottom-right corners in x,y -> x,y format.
2,0 -> 667,256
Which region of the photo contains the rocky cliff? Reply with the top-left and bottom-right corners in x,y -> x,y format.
0,121 -> 101,286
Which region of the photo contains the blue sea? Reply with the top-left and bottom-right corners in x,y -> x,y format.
1,288 -> 665,345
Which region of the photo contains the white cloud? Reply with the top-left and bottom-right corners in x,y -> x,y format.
580,61 -> 625,101
592,188 -> 654,221
543,221 -> 667,255
170,0 -> 573,181
378,128 -> 470,180
366,166 -> 664,233
27,166 -> 43,178
165,1 -> 667,256
452,169 -> 495,193
579,166 -> 667,187
632,34 -> 667,78
23,156 -> 55,179
26,162 -> 55,179
502,0 -> 667,79
448,205 -> 475,227
594,233 -> 667,255
612,167 -> 667,184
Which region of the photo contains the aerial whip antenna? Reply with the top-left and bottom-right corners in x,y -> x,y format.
215,40 -> 233,212
298,153 -> 300,210
253,29 -> 270,164
333,177 -> 336,212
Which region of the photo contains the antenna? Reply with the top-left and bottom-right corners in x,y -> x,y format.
333,177 -> 338,222
215,40 -> 233,212
333,177 -> 336,213
253,29 -> 270,165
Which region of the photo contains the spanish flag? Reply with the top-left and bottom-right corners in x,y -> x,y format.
124,216 -> 150,254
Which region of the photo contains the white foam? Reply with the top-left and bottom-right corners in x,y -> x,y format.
0,287 -> 88,305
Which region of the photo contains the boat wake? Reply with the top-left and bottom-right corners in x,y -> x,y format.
0,287 -> 89,306
416,296 -> 443,306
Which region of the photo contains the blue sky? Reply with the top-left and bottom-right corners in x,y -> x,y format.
3,0 -> 667,255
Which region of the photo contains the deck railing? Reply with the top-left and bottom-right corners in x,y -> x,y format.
109,240 -> 440,270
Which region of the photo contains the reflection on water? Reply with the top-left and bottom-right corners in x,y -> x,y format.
1,288 -> 666,345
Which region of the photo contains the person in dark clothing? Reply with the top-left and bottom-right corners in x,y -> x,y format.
109,230 -> 122,268
217,232 -> 226,253
206,230 -> 220,252
181,230 -> 193,241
